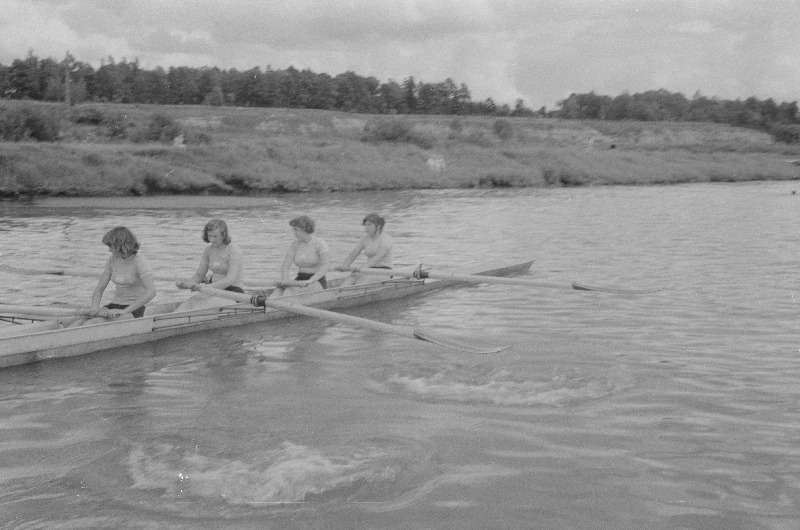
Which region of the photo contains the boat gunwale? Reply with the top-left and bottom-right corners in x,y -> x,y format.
0,261 -> 533,368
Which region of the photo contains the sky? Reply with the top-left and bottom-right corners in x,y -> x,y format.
1,0 -> 799,109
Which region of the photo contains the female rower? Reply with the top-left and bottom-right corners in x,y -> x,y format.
338,213 -> 393,287
78,226 -> 156,325
269,215 -> 331,299
175,219 -> 244,311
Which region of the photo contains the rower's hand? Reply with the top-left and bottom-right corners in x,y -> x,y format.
176,280 -> 192,289
105,308 -> 128,319
81,307 -> 110,318
189,283 -> 202,292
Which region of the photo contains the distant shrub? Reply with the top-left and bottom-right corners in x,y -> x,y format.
769,124 -> 800,144
0,104 -> 61,142
542,167 -> 558,185
126,112 -> 183,143
185,131 -> 212,145
446,118 -> 464,139
105,112 -> 128,138
146,113 -> 183,143
71,106 -> 105,125
363,119 -> 411,142
463,127 -> 491,147
478,173 -> 515,188
361,119 -> 435,149
493,118 -> 514,140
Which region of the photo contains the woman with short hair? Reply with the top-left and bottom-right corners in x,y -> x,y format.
339,213 -> 393,287
269,215 -> 331,298
175,219 -> 245,311
77,226 -> 157,325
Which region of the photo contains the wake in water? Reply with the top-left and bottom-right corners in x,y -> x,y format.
371,361 -> 634,407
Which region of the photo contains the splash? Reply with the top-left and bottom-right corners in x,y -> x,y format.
126,440 -> 400,505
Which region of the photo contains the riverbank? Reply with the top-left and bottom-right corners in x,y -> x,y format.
2,101 -> 799,197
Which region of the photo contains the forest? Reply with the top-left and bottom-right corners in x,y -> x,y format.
1,51 -> 799,143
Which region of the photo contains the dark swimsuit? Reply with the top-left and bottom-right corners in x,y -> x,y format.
105,303 -> 146,318
295,272 -> 327,289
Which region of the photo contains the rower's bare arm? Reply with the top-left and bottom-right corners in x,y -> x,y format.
90,267 -> 112,309
341,241 -> 364,269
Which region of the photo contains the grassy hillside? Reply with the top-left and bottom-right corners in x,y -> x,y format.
1,100 -> 800,198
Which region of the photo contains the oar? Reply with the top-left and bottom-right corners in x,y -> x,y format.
338,266 -> 662,294
193,285 -> 507,354
0,263 -> 267,289
0,303 -> 89,317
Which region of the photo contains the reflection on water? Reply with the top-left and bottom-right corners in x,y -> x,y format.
1,183 -> 799,528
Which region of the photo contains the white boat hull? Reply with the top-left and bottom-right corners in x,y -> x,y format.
0,262 -> 532,368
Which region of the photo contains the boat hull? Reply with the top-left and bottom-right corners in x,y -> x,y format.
0,261 -> 532,368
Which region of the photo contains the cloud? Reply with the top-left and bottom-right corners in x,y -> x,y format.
1,0 -> 799,108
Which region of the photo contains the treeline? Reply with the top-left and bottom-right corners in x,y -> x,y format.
0,51 -> 536,117
3,51 -> 800,143
556,90 -> 800,142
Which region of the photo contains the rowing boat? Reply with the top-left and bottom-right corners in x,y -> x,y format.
0,261 -> 532,369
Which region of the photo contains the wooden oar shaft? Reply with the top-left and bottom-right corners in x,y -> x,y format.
344,266 -> 662,294
0,264 -> 267,289
196,285 -> 418,339
0,304 -> 87,317
195,285 -> 505,354
346,266 -> 564,287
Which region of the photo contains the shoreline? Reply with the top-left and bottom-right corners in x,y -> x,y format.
3,181 -> 799,210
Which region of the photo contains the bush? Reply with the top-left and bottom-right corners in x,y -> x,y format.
147,113 -> 183,143
361,119 -> 435,149
769,124 -> 800,144
493,118 -> 514,140
185,131 -> 212,145
104,112 -> 128,138
71,106 -> 105,125
463,127 -> 491,147
0,104 -> 61,142
363,119 -> 412,142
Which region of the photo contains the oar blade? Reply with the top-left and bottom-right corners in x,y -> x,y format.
0,264 -> 67,276
0,303 -> 88,317
571,282 -> 663,294
412,329 -> 510,354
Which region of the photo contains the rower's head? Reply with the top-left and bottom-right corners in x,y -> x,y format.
203,219 -> 231,244
362,213 -> 385,232
289,215 -> 315,234
102,226 -> 140,258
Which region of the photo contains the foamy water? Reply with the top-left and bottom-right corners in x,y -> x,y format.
1,183 -> 799,529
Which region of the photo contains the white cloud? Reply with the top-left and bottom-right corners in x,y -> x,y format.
1,0 -> 799,108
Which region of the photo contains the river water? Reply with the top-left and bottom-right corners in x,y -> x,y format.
0,183 -> 798,529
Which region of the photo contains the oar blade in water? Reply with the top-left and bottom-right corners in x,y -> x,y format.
412,329 -> 510,354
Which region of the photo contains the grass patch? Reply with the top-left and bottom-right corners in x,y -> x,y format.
1,101 -> 800,198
